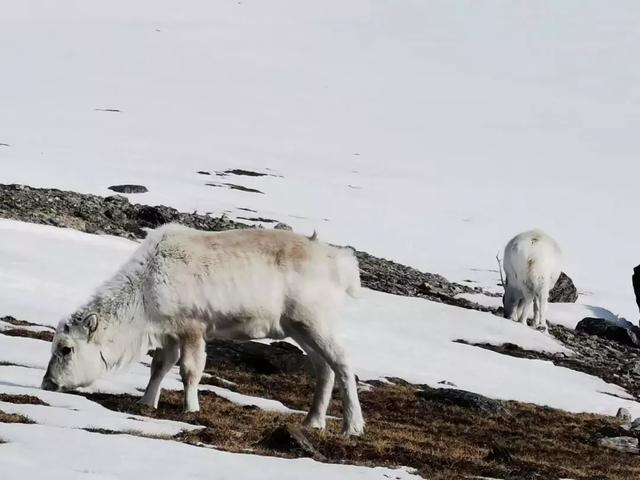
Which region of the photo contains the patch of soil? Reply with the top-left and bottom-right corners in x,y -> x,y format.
0,394 -> 48,406
0,328 -> 54,342
0,411 -> 33,424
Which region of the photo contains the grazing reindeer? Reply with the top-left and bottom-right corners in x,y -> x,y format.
42,224 -> 365,436
498,229 -> 562,331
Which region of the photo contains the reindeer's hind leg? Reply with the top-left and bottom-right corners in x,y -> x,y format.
535,288 -> 550,332
287,319 -> 364,436
514,298 -> 527,324
296,339 -> 335,430
179,332 -> 206,413
140,336 -> 180,408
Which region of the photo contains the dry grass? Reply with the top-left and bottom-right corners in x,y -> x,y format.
81,363 -> 640,480
0,394 -> 48,406
0,328 -> 54,342
0,410 -> 33,424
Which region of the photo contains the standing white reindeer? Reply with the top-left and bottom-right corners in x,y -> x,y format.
498,229 -> 562,331
42,224 -> 365,436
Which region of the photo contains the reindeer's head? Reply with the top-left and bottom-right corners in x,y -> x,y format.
41,313 -> 107,392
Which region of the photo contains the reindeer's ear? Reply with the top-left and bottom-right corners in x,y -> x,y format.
82,313 -> 99,340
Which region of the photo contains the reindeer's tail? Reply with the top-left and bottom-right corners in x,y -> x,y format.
335,247 -> 362,298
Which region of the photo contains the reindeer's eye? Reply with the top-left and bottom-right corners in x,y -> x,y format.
61,346 -> 73,356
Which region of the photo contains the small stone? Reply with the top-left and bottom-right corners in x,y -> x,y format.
630,418 -> 640,431
617,407 -> 632,422
259,424 -> 324,460
107,184 -> 148,194
437,380 -> 457,387
273,222 -> 293,231
597,436 -> 640,454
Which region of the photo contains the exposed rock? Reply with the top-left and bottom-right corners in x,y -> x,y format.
597,436 -> 639,454
437,380 -> 457,387
237,216 -> 277,223
631,418 -> 640,432
575,317 -> 640,348
220,169 -> 269,177
107,184 -> 148,194
205,340 -> 308,375
549,272 -> 578,303
617,407 -> 633,423
633,265 -> 640,315
196,171 -> 211,175
206,182 -> 264,194
259,424 -> 323,459
273,222 -> 293,231
418,387 -> 506,415
136,205 -> 174,228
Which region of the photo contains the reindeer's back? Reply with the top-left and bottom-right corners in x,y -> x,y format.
504,229 -> 562,289
141,225 -> 357,322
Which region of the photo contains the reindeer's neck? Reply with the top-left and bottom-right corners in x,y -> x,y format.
85,270 -> 153,370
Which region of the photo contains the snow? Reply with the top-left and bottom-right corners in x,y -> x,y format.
1,1 -> 640,322
0,423 -> 420,480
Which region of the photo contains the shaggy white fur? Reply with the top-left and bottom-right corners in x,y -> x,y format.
501,229 -> 562,331
42,224 -> 364,435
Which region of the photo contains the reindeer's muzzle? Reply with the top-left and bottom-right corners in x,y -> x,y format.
41,376 -> 59,391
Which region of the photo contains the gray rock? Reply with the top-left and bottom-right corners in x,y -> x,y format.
418,387 -> 506,415
597,436 -> 639,454
575,317 -> 640,348
617,407 -> 633,422
107,184 -> 148,194
630,418 -> 640,432
273,222 -> 293,231
549,272 -> 578,303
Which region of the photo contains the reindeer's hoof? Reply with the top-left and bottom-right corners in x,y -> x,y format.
341,420 -> 365,437
303,416 -> 326,430
137,397 -> 158,409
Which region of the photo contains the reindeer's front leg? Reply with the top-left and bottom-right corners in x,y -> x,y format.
140,336 -> 180,408
179,332 -> 206,413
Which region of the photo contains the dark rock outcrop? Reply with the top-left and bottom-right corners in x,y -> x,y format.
418,387 -> 506,415
205,340 -> 308,375
107,184 -> 148,194
575,317 -> 640,348
549,272 -> 578,303
633,265 -> 640,315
